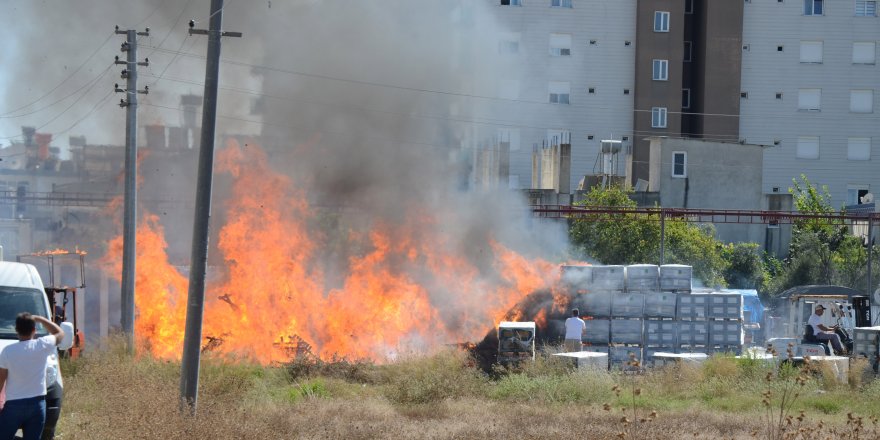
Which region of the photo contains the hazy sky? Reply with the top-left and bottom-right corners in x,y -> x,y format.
0,0 -> 266,154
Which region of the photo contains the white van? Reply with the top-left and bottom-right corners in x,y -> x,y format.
0,261 -> 73,439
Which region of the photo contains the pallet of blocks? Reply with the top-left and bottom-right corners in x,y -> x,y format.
853,326 -> 880,372
625,264 -> 659,292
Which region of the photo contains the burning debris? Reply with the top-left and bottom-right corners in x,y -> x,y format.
104,141 -> 558,363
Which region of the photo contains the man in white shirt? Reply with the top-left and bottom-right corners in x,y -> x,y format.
0,312 -> 65,440
564,309 -> 586,352
807,304 -> 844,355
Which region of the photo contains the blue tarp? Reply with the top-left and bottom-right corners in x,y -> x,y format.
723,289 -> 764,324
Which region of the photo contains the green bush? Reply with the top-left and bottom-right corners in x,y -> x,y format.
380,349 -> 487,405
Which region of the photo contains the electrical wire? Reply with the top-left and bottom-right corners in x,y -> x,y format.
0,66 -> 114,140
0,33 -> 115,117
0,64 -> 114,119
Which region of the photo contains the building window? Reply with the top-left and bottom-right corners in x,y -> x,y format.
799,41 -> 823,63
776,92 -> 784,99
804,0 -> 823,15
549,81 -> 571,104
549,33 -> 572,56
847,137 -> 872,160
672,152 -> 687,178
850,89 -> 874,113
853,42 -> 877,64
500,0 -> 522,5
796,136 -> 820,159
651,107 -> 668,128
652,59 -> 669,81
685,0 -> 694,14
856,0 -> 877,16
654,11 -> 670,32
797,88 -> 821,111
801,41 -> 823,64
684,41 -> 693,62
682,89 -> 691,109
551,0 -> 573,8
847,186 -> 871,205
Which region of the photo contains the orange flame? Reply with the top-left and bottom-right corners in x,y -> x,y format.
106,140 -> 557,363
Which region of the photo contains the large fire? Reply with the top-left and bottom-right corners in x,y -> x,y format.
104,141 -> 557,363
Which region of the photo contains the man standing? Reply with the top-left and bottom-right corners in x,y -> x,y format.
0,312 -> 65,440
564,308 -> 586,352
808,304 -> 845,355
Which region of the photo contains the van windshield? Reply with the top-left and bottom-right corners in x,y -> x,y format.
0,287 -> 49,339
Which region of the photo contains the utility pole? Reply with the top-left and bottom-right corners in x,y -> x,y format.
114,26 -> 150,353
180,1 -> 241,413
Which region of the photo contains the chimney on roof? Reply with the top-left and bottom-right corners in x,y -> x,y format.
145,125 -> 167,149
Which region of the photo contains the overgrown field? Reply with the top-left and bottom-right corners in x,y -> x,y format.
58,344 -> 880,439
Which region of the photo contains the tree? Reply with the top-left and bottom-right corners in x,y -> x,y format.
721,243 -> 766,290
569,185 -> 726,286
766,175 -> 873,295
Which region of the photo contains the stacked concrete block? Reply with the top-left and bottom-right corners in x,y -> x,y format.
708,321 -> 744,355
582,291 -> 613,318
611,319 -> 644,345
591,265 -> 626,292
625,264 -> 659,292
610,345 -> 643,369
853,327 -> 880,369
707,294 -> 744,320
676,293 -> 709,320
612,292 -> 646,318
645,319 -> 677,346
660,264 -> 692,292
583,319 -> 611,345
644,346 -> 676,366
676,320 -> 709,351
706,294 -> 744,355
644,291 -> 677,318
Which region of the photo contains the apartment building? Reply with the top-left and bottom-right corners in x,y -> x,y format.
632,0 -> 744,184
741,0 -> 880,206
489,0 -> 636,190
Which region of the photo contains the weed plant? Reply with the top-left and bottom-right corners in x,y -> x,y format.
55,340 -> 880,439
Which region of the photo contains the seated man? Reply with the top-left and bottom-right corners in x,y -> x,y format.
807,304 -> 846,356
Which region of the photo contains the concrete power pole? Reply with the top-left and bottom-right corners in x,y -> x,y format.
179,2 -> 241,413
114,26 -> 150,353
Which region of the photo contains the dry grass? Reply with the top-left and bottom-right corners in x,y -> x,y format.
56,344 -> 880,439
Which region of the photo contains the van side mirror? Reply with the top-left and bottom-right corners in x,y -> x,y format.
59,322 -> 74,351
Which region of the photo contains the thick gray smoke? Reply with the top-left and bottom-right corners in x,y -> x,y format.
3,0 -> 571,345
0,0 -> 261,147
247,0 -> 569,279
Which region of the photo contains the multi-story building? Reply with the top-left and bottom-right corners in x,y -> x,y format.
741,0 -> 880,206
489,0 -> 636,191
632,0 -> 744,184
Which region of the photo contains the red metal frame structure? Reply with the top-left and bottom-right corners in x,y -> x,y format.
531,205 -> 880,224
531,205 -> 879,296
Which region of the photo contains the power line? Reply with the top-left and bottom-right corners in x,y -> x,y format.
0,33 -> 115,117
0,63 -> 114,119
0,66 -> 114,140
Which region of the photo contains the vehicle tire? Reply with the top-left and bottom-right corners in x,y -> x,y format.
42,384 -> 63,440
